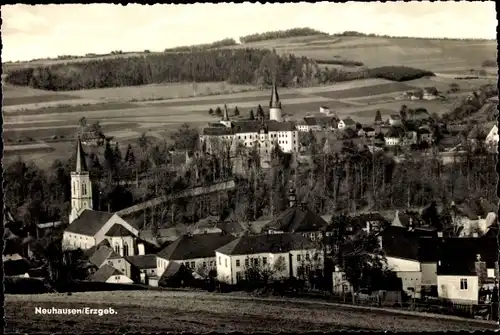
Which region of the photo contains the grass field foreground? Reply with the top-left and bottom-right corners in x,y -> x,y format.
5,291 -> 498,333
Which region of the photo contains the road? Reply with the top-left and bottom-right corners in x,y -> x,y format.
5,290 -> 498,333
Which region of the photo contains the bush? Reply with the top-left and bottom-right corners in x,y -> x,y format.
482,59 -> 497,68
367,66 -> 435,82
315,59 -> 364,67
5,277 -> 51,294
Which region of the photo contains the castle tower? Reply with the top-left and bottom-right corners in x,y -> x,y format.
221,104 -> 232,128
269,82 -> 283,122
69,137 -> 93,223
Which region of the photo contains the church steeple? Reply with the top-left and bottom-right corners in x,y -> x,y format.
70,137 -> 93,224
75,136 -> 88,173
270,81 -> 281,109
223,104 -> 230,121
269,80 -> 283,122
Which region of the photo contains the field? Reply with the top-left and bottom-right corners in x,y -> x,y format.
5,291 -> 497,333
4,34 -> 496,169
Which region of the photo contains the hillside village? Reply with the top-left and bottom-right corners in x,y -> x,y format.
4,80 -> 499,320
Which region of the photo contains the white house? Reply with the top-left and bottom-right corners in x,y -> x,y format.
384,127 -> 405,146
155,233 -> 236,278
215,233 -> 322,285
437,274 -> 479,304
388,114 -> 402,126
90,264 -> 134,284
337,117 -> 356,130
485,125 -> 498,149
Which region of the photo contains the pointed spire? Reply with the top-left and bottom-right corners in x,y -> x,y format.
223,104 -> 229,121
75,136 -> 88,173
270,80 -> 281,109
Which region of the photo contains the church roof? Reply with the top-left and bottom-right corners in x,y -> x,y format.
75,137 -> 88,173
105,224 -> 134,237
65,209 -> 114,236
89,245 -> 120,268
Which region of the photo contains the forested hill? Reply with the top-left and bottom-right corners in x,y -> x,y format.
5,47 -> 433,91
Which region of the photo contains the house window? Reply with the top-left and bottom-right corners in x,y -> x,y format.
203,262 -> 206,268
82,183 -> 87,196
225,259 -> 228,267
306,254 -> 310,261
190,261 -> 195,268
245,258 -> 249,267
297,254 -> 302,262
210,261 -> 214,267
108,261 -> 113,266
123,242 -> 129,256
263,257 -> 268,265
114,245 -> 120,254
218,256 -> 221,265
460,278 -> 468,290
115,276 -> 120,280
236,259 -> 240,267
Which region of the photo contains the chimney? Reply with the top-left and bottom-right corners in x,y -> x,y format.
138,243 -> 145,256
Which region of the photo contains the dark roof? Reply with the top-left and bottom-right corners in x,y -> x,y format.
341,117 -> 356,126
270,82 -> 281,109
84,239 -> 111,258
216,233 -> 317,256
4,258 -> 33,276
349,213 -> 391,231
203,120 -> 296,136
216,220 -> 246,235
266,205 -> 329,233
157,233 -> 236,260
105,224 -> 134,237
161,261 -> 182,279
304,116 -> 337,127
125,255 -> 157,270
90,264 -> 124,282
75,137 -> 88,173
65,210 -> 114,236
386,127 -> 405,138
394,211 -> 426,228
379,226 -> 421,261
89,245 -> 120,268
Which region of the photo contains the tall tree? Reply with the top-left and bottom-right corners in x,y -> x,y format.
249,109 -> 255,120
234,106 -> 240,116
374,110 -> 382,124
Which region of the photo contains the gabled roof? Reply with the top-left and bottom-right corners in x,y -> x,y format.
379,226 -> 421,261
90,264 -> 124,282
125,255 -> 157,270
385,127 -> 405,138
216,220 -> 247,235
4,258 -> 33,276
157,233 -> 236,261
266,205 -> 329,233
105,224 -> 134,237
341,117 -> 356,126
84,239 -> 111,258
216,233 -> 317,256
88,245 -> 120,268
65,210 -> 114,236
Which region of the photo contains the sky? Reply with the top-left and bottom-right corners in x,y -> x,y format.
2,2 -> 497,62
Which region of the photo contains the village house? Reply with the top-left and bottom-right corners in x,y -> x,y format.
155,232 -> 236,280
337,117 -> 356,131
358,126 -> 376,138
402,131 -> 418,146
485,124 -> 498,149
384,127 -> 405,146
436,236 -> 498,305
265,189 -> 329,241
90,264 -> 134,284
215,233 -> 322,285
125,255 -> 158,284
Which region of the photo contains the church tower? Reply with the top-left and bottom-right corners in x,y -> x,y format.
269,82 -> 283,122
220,104 -> 232,128
69,137 -> 93,223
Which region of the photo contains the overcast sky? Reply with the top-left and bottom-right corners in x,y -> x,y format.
2,2 -> 496,62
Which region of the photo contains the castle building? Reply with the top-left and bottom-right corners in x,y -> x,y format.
199,83 -> 299,159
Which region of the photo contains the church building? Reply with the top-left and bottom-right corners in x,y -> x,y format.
62,138 -> 146,257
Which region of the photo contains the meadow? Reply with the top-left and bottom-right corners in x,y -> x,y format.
5,291 -> 496,333
4,33 -> 495,168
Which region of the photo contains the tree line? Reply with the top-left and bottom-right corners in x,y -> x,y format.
5,47 -> 434,91
239,27 -> 329,43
